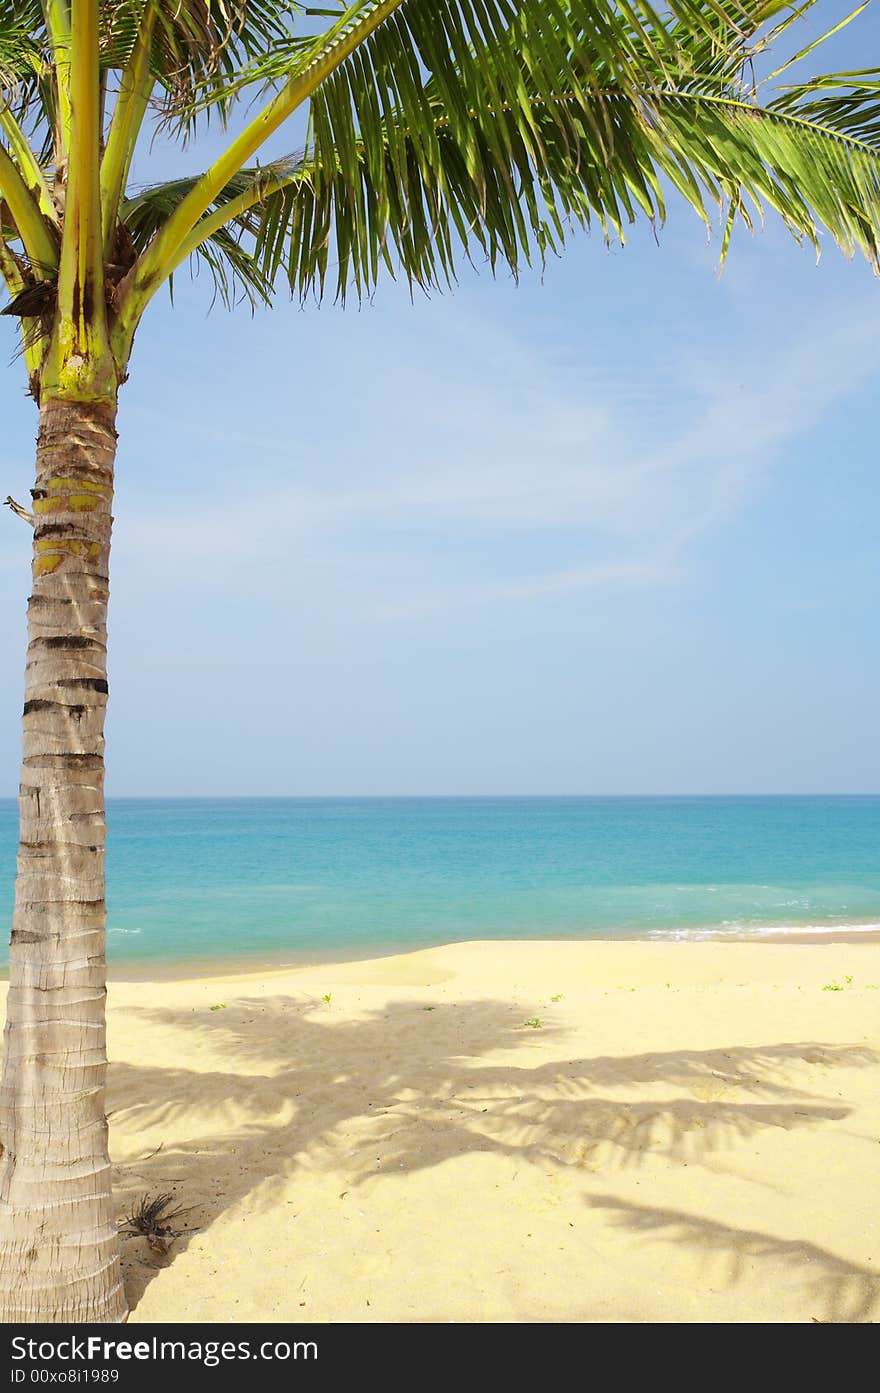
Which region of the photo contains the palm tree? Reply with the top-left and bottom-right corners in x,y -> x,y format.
0,0 -> 878,1325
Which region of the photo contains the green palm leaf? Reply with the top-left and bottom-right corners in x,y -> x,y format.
121,168 -> 277,305
2,1 -> 880,342
163,2 -> 880,303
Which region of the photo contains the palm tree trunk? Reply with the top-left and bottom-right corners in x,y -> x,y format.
0,396 -> 126,1322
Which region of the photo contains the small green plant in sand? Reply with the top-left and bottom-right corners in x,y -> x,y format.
322,993 -> 332,1006
822,982 -> 843,991
523,1018 -> 543,1029
550,994 -> 563,1003
209,1003 -> 226,1011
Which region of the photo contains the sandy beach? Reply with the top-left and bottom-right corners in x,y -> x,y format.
32,938 -> 880,1323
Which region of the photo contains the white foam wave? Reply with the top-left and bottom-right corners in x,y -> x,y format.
649,922 -> 880,941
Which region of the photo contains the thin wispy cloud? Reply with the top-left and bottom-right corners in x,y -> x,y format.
112,294 -> 880,621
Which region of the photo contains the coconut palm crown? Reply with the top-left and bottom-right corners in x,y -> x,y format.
0,0 -> 879,1324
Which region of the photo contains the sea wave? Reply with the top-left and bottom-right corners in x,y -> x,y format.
649,922 -> 880,941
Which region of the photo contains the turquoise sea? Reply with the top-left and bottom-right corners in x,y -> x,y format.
0,796 -> 879,969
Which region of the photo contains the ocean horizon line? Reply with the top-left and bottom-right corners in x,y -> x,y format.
2,792 -> 879,803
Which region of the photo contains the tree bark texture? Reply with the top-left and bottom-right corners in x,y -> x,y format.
0,396 -> 126,1322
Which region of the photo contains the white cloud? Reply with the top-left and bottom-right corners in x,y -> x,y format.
111,294 -> 880,621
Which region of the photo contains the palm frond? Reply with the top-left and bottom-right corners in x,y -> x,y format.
0,1 -> 43,91
649,88 -> 880,263
101,1 -> 299,133
5,0 -> 880,336
121,169 -> 275,306
210,4 -> 880,304
180,0 -> 785,111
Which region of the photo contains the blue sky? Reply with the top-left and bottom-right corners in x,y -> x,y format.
1,2 -> 879,796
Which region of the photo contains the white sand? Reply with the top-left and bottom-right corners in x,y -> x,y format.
51,938 -> 880,1322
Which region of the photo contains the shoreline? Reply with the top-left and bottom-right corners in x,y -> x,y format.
3,924 -> 879,984
46,922 -> 880,982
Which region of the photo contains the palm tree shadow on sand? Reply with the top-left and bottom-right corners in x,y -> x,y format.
106,995 -> 880,1320
584,1195 -> 880,1323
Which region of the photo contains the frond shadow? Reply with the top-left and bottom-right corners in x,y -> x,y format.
106,995 -> 879,1316
585,1194 -> 880,1323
